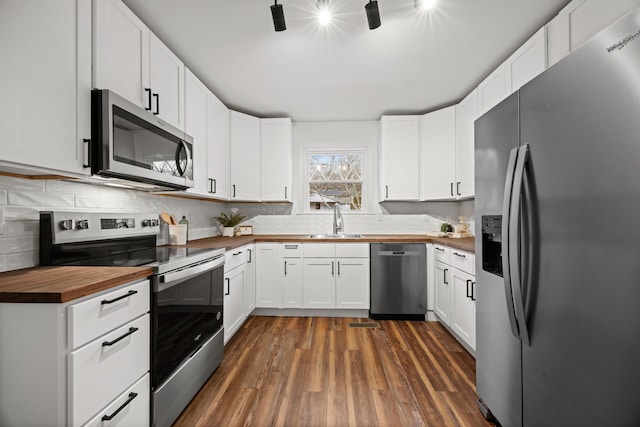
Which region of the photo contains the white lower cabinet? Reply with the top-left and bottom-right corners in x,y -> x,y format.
283,257 -> 304,308
303,258 -> 336,308
224,244 -> 255,344
255,243 -> 284,308
83,373 -> 150,427
255,243 -> 370,312
244,245 -> 256,314
336,257 -> 370,309
0,279 -> 150,427
434,260 -> 452,326
433,244 -> 476,352
69,314 -> 150,425
450,268 -> 476,350
302,243 -> 370,310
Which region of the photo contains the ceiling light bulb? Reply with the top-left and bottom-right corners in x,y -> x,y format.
415,0 -> 437,10
317,0 -> 331,26
318,7 -> 331,25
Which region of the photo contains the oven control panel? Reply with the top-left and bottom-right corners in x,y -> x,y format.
42,211 -> 161,244
101,218 -> 136,229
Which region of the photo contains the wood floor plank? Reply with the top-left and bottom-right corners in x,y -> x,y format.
172,317 -> 495,427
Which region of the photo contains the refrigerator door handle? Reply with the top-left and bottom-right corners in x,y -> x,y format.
501,146 -> 521,339
509,143 -> 531,346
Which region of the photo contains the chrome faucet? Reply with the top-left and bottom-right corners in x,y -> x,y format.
333,204 -> 343,234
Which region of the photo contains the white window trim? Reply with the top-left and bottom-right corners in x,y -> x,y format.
301,148 -> 368,214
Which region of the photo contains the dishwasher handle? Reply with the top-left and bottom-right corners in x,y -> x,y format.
377,250 -> 421,257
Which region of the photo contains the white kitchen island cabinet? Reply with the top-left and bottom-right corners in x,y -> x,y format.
230,111 -> 261,201
0,0 -> 91,177
0,279 -> 150,427
380,116 -> 421,201
94,0 -> 185,131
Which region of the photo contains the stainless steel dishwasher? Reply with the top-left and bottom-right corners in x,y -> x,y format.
370,243 -> 427,320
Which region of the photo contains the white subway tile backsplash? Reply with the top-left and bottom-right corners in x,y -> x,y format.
5,221 -> 38,238
0,236 -> 39,255
7,251 -> 38,271
3,206 -> 42,222
0,189 -> 7,205
0,176 -> 45,192
8,191 -> 75,208
74,195 -> 126,210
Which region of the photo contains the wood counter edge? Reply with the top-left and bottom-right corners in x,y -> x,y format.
0,267 -> 153,304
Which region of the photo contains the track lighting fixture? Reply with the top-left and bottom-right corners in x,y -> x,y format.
271,0 -> 286,32
365,0 -> 381,30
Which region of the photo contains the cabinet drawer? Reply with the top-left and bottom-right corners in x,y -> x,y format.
302,243 -> 335,258
69,314 -> 150,426
450,249 -> 475,275
335,243 -> 369,258
83,373 -> 150,427
433,245 -> 450,264
68,280 -> 150,350
282,243 -> 302,258
225,247 -> 247,272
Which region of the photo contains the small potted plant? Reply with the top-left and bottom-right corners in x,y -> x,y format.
214,211 -> 247,237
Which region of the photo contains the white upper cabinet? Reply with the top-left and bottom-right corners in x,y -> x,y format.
420,107 -> 457,200
260,118 -> 293,202
455,89 -> 479,199
93,0 -> 149,110
230,111 -> 261,201
380,116 -> 420,201
184,69 -> 209,195
94,0 -> 185,130
184,69 -> 230,200
547,0 -> 639,66
505,27 -> 547,93
207,93 -> 231,200
148,33 -> 185,131
0,0 -> 91,176
477,64 -> 508,117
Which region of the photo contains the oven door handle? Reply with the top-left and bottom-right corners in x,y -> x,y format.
156,256 -> 225,291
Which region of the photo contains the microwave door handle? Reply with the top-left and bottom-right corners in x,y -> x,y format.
175,141 -> 191,178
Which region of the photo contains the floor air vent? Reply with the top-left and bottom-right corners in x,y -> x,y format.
349,322 -> 380,329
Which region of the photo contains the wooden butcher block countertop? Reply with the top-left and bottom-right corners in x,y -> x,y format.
0,266 -> 153,303
180,234 -> 475,254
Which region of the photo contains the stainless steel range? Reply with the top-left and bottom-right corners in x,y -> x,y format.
39,211 -> 225,427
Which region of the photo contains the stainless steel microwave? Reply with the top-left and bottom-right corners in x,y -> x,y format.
90,89 -> 193,190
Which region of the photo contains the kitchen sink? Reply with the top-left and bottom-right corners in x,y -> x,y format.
307,233 -> 364,239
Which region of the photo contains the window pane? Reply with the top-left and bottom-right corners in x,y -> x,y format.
309,154 -> 362,181
309,182 -> 363,211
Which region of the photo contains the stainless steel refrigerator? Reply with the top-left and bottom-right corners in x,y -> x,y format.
475,8 -> 640,427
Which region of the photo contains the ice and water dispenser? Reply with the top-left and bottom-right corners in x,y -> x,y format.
481,215 -> 503,277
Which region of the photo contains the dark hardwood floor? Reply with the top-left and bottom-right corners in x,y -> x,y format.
174,317 -> 494,427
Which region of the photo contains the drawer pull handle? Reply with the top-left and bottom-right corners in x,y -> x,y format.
102,327 -> 138,347
232,251 -> 242,256
284,245 -> 298,249
102,392 -> 138,421
101,290 -> 137,305
435,248 -> 444,252
453,252 -> 466,258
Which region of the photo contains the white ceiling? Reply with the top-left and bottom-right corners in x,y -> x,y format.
123,0 -> 570,121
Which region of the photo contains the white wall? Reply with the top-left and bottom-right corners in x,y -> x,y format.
0,176 -> 225,272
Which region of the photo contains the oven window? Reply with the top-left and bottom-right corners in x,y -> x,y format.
152,266 -> 223,387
